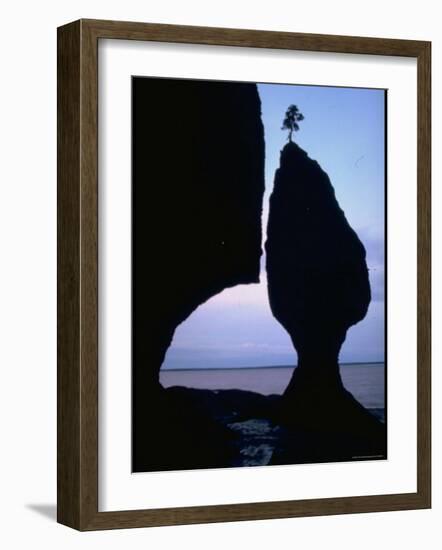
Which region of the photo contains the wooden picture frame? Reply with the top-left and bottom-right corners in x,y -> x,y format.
57,18 -> 431,530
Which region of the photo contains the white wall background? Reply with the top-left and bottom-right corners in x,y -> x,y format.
0,0 -> 439,548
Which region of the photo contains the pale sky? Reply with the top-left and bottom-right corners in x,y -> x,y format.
162,82 -> 385,369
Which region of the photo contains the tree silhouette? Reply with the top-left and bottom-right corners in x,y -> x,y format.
281,104 -> 304,142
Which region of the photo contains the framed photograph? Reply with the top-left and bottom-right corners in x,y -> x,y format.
57,19 -> 431,530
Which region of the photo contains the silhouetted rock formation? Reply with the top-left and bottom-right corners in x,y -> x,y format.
265,142 -> 384,452
137,387 -> 281,471
132,78 -> 265,471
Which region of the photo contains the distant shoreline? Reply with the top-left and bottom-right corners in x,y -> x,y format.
162,362 -> 384,372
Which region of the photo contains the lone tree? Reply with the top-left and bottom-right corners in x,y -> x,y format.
281,104 -> 304,142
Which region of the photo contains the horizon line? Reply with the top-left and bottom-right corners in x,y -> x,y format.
161,361 -> 385,372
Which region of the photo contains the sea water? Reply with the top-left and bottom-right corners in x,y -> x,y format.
160,363 -> 385,410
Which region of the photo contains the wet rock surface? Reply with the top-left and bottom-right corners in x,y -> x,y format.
132,79 -> 265,470
134,387 -> 386,472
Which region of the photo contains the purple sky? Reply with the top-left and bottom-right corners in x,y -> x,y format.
163,83 -> 385,369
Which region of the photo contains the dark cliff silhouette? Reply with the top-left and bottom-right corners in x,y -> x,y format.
265,142 -> 385,461
132,78 -> 265,471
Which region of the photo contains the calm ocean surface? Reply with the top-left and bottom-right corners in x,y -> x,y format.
160,363 -> 385,410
